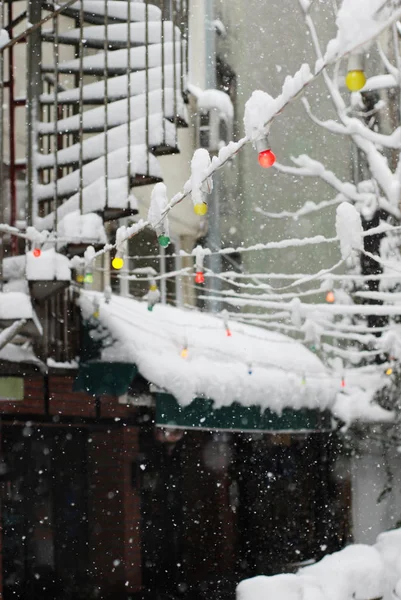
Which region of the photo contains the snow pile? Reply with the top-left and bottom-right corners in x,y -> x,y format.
40,64 -> 181,105
238,574 -> 326,600
377,327 -> 401,361
38,178 -> 138,231
3,255 -> 27,281
325,0 -> 397,62
335,202 -> 363,261
237,575 -> 310,600
197,89 -> 234,121
36,145 -> 160,201
0,29 -> 9,49
238,527 -> 401,600
36,115 -> 177,169
26,248 -> 71,281
332,390 -> 394,428
0,342 -> 41,366
80,291 -> 335,412
148,183 -> 169,239
300,544 -> 384,600
244,90 -> 275,141
375,529 -> 401,600
0,292 -> 33,320
244,65 -> 312,141
191,149 -> 213,208
57,212 -> 107,246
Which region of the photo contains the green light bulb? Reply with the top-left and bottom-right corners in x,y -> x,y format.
158,234 -> 170,248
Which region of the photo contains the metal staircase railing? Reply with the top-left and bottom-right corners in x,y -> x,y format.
21,0 -> 188,249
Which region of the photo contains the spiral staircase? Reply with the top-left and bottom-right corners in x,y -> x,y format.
0,0 -> 189,363
26,0 -> 188,246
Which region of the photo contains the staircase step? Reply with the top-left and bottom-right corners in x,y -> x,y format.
36,144 -> 162,202
38,88 -> 187,135
41,0 -> 162,25
37,115 -> 178,170
42,21 -> 180,50
41,41 -> 183,75
40,64 -> 181,105
39,177 -> 139,232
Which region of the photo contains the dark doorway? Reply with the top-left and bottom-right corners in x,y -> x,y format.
139,429 -> 348,600
139,427 -> 185,599
233,432 -> 346,576
1,426 -> 89,600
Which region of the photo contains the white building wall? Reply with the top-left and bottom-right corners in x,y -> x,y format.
352,438 -> 401,544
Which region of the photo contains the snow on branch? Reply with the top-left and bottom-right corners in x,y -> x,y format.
254,197 -> 342,220
244,65 -> 313,141
336,202 -> 363,262
302,97 -> 401,150
324,0 -> 401,63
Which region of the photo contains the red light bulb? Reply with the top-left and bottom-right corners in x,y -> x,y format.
195,271 -> 205,284
341,377 -> 345,388
226,328 -> 232,337
33,248 -> 41,258
258,149 -> 276,168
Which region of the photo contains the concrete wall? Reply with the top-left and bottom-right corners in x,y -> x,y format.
352,437 -> 401,545
214,0 -> 352,275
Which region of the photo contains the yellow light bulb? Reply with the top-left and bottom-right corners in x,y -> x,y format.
386,367 -> 393,376
345,70 -> 366,92
180,347 -> 188,359
194,203 -> 208,216
112,256 -> 124,270
149,284 -> 157,292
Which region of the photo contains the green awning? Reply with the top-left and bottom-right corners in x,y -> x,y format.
74,362 -> 138,397
156,393 -> 332,432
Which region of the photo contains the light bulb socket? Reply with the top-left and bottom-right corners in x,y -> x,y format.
255,137 -> 270,153
347,52 -> 364,73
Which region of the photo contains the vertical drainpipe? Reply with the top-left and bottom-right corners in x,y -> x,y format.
205,0 -> 222,313
0,2 -> 4,290
26,1 -> 42,230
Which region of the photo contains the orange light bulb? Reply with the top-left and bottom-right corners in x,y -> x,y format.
326,290 -> 335,304
33,248 -> 41,258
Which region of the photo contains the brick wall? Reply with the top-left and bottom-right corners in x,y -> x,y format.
0,371 -> 144,599
0,372 -> 139,419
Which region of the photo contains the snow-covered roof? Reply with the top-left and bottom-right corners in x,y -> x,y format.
80,292 -> 335,412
